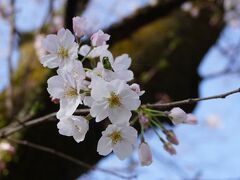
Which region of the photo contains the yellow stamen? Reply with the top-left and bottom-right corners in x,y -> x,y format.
107,92 -> 121,108
57,47 -> 69,59
109,131 -> 122,144
64,87 -> 78,97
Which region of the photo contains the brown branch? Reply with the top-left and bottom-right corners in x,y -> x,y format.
0,109 -> 90,139
1,88 -> 240,138
107,0 -> 188,44
146,87 -> 240,108
8,138 -> 136,179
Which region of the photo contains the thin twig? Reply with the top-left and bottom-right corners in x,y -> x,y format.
0,109 -> 90,138
1,88 -> 240,138
146,88 -> 240,108
7,138 -> 136,179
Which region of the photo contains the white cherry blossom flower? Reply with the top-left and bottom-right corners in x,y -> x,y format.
88,52 -> 133,83
90,79 -> 141,124
91,30 -> 110,47
97,124 -> 137,160
47,62 -> 86,119
57,115 -> 89,142
40,28 -> 78,69
100,52 -> 133,82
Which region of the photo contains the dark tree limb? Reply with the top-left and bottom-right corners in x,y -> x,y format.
107,0 -> 188,44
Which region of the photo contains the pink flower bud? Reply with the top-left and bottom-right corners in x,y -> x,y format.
163,142 -> 176,155
184,114 -> 198,125
138,142 -> 152,166
164,130 -> 179,145
72,16 -> 89,37
139,114 -> 149,129
130,83 -> 145,96
91,30 -> 110,47
50,96 -> 60,104
169,107 -> 187,125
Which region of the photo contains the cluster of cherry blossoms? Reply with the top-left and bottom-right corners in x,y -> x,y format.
39,16 -> 197,166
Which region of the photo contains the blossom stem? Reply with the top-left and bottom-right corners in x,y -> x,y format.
150,118 -> 165,131
81,46 -> 93,63
149,123 -> 165,144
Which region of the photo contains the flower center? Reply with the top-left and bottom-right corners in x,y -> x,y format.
109,131 -> 122,144
57,47 -> 69,59
64,87 -> 78,97
107,92 -> 121,108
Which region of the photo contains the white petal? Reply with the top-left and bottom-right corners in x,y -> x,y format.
90,101 -> 109,122
97,136 -> 113,156
108,107 -> 131,125
121,95 -> 141,110
89,45 -> 109,58
57,97 -> 81,119
113,141 -> 132,160
112,54 -> 131,71
42,34 -> 58,53
91,79 -> 110,101
57,28 -> 65,37
83,96 -> 93,107
47,75 -> 64,99
72,116 -> 89,142
57,119 -> 74,137
121,126 -> 137,144
40,54 -> 60,68
114,70 -> 133,82
62,29 -> 75,49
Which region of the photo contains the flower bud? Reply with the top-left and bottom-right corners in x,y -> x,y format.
50,96 -> 60,104
169,107 -> 187,125
138,142 -> 152,166
164,130 -> 179,145
163,142 -> 176,155
72,16 -> 89,37
184,113 -> 198,125
139,114 -> 149,129
91,30 -> 110,47
130,83 -> 145,96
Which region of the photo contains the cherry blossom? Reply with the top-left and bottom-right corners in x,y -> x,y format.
97,124 -> 137,160
57,116 -> 89,143
40,28 -> 78,69
91,30 -> 110,47
47,62 -> 86,119
90,79 -> 141,124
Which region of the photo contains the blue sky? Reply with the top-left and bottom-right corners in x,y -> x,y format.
79,25 -> 240,180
